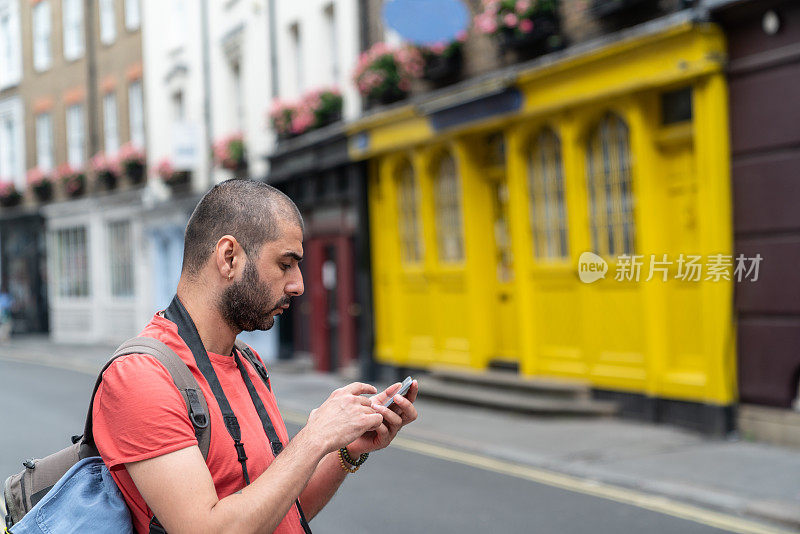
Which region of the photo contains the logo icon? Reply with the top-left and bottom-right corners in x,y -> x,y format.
578,252 -> 607,284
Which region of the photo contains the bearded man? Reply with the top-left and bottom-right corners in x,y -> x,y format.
92,179 -> 418,533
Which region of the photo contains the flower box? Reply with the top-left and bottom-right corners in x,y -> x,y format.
213,133 -> 247,172
157,158 -> 191,190
91,152 -> 120,191
353,43 -> 423,106
269,88 -> 343,140
27,168 -> 54,202
475,0 -> 562,57
0,182 -> 22,208
119,143 -> 147,184
57,164 -> 86,198
591,0 -> 656,18
419,36 -> 466,85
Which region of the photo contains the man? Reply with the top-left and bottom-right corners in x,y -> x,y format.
92,179 -> 418,533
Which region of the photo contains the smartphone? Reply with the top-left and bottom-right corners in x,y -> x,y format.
383,376 -> 414,408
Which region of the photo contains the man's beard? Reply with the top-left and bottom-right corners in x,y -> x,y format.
218,260 -> 288,332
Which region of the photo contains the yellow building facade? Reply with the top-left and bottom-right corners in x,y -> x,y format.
350,21 -> 737,416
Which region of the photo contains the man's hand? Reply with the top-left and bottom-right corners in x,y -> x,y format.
305,382 -> 385,455
347,380 -> 419,455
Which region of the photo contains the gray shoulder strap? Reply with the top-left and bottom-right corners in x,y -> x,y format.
108,338 -> 212,461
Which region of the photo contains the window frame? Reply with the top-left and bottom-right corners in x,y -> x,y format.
585,113 -> 636,258
66,103 -> 86,167
35,112 -> 54,171
62,0 -> 84,61
432,152 -> 465,265
128,80 -> 145,148
32,0 -> 52,72
395,160 -> 424,266
527,126 -> 569,262
103,92 -> 119,154
107,219 -> 135,298
124,0 -> 140,31
98,0 -> 116,45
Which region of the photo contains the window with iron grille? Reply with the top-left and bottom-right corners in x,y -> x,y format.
433,153 -> 464,263
396,160 -> 423,265
586,113 -> 635,258
108,220 -> 134,297
51,227 -> 90,298
528,127 -> 568,260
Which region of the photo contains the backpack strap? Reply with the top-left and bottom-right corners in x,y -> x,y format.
82,337 -> 212,462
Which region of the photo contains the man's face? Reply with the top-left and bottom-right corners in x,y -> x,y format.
218,221 -> 304,333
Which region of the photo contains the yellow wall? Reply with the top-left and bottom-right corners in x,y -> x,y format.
359,22 -> 736,406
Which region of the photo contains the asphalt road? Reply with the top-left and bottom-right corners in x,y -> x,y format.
0,359 -> 740,533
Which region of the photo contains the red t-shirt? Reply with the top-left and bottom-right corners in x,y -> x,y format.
92,313 -> 306,534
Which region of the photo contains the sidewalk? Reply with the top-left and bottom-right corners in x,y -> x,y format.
2,335 -> 799,531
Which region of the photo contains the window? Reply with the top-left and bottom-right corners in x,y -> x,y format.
661,87 -> 693,125
528,127 -> 568,260
396,161 -> 423,264
324,4 -> 338,84
433,153 -> 464,263
171,90 -> 184,121
289,23 -> 303,94
231,61 -> 243,130
0,97 -> 24,189
0,0 -> 22,88
51,227 -> 90,298
36,113 -> 54,171
99,0 -> 115,44
103,92 -> 119,154
586,113 -> 635,257
128,81 -> 144,148
66,104 -> 85,166
32,0 -> 51,71
62,0 -> 84,60
124,0 -> 140,30
108,221 -> 134,297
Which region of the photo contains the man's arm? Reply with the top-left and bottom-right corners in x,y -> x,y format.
126,383 -> 383,534
298,381 -> 419,519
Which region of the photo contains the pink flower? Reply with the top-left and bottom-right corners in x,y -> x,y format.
26,168 -> 49,186
504,13 -> 519,27
431,42 -> 447,54
519,18 -> 534,33
456,30 -> 468,42
515,0 -> 531,13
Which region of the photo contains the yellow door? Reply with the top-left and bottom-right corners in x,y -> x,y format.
481,134 -> 520,366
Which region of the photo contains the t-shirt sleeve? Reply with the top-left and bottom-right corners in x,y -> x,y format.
92,353 -> 198,470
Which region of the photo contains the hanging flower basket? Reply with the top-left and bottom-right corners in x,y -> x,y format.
419,32 -> 467,85
475,0 -> 562,56
0,182 -> 22,208
213,133 -> 248,171
57,164 -> 86,198
353,43 -> 423,106
27,168 -> 54,202
119,143 -> 147,184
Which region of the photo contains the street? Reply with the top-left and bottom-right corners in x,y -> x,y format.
0,358 -> 757,534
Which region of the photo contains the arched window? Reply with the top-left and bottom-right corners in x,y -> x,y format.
586,114 -> 635,257
528,127 -> 568,260
396,160 -> 423,264
433,152 -> 464,263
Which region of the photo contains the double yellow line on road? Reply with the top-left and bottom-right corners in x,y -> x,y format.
279,407 -> 796,534
1,354 -> 795,534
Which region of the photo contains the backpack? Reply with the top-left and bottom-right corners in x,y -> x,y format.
3,337 -> 212,533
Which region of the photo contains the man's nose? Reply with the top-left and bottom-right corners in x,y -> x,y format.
286,270 -> 304,297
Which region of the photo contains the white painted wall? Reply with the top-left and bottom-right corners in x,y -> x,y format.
274,0 -> 362,120
141,0 -> 210,193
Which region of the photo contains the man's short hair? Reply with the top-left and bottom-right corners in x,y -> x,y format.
182,179 -> 303,276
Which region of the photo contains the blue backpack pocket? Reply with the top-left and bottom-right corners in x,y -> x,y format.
10,457 -> 132,534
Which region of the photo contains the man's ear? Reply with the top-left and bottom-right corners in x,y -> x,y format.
214,235 -> 240,281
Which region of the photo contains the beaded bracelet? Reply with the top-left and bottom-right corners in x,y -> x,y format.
340,447 -> 369,466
